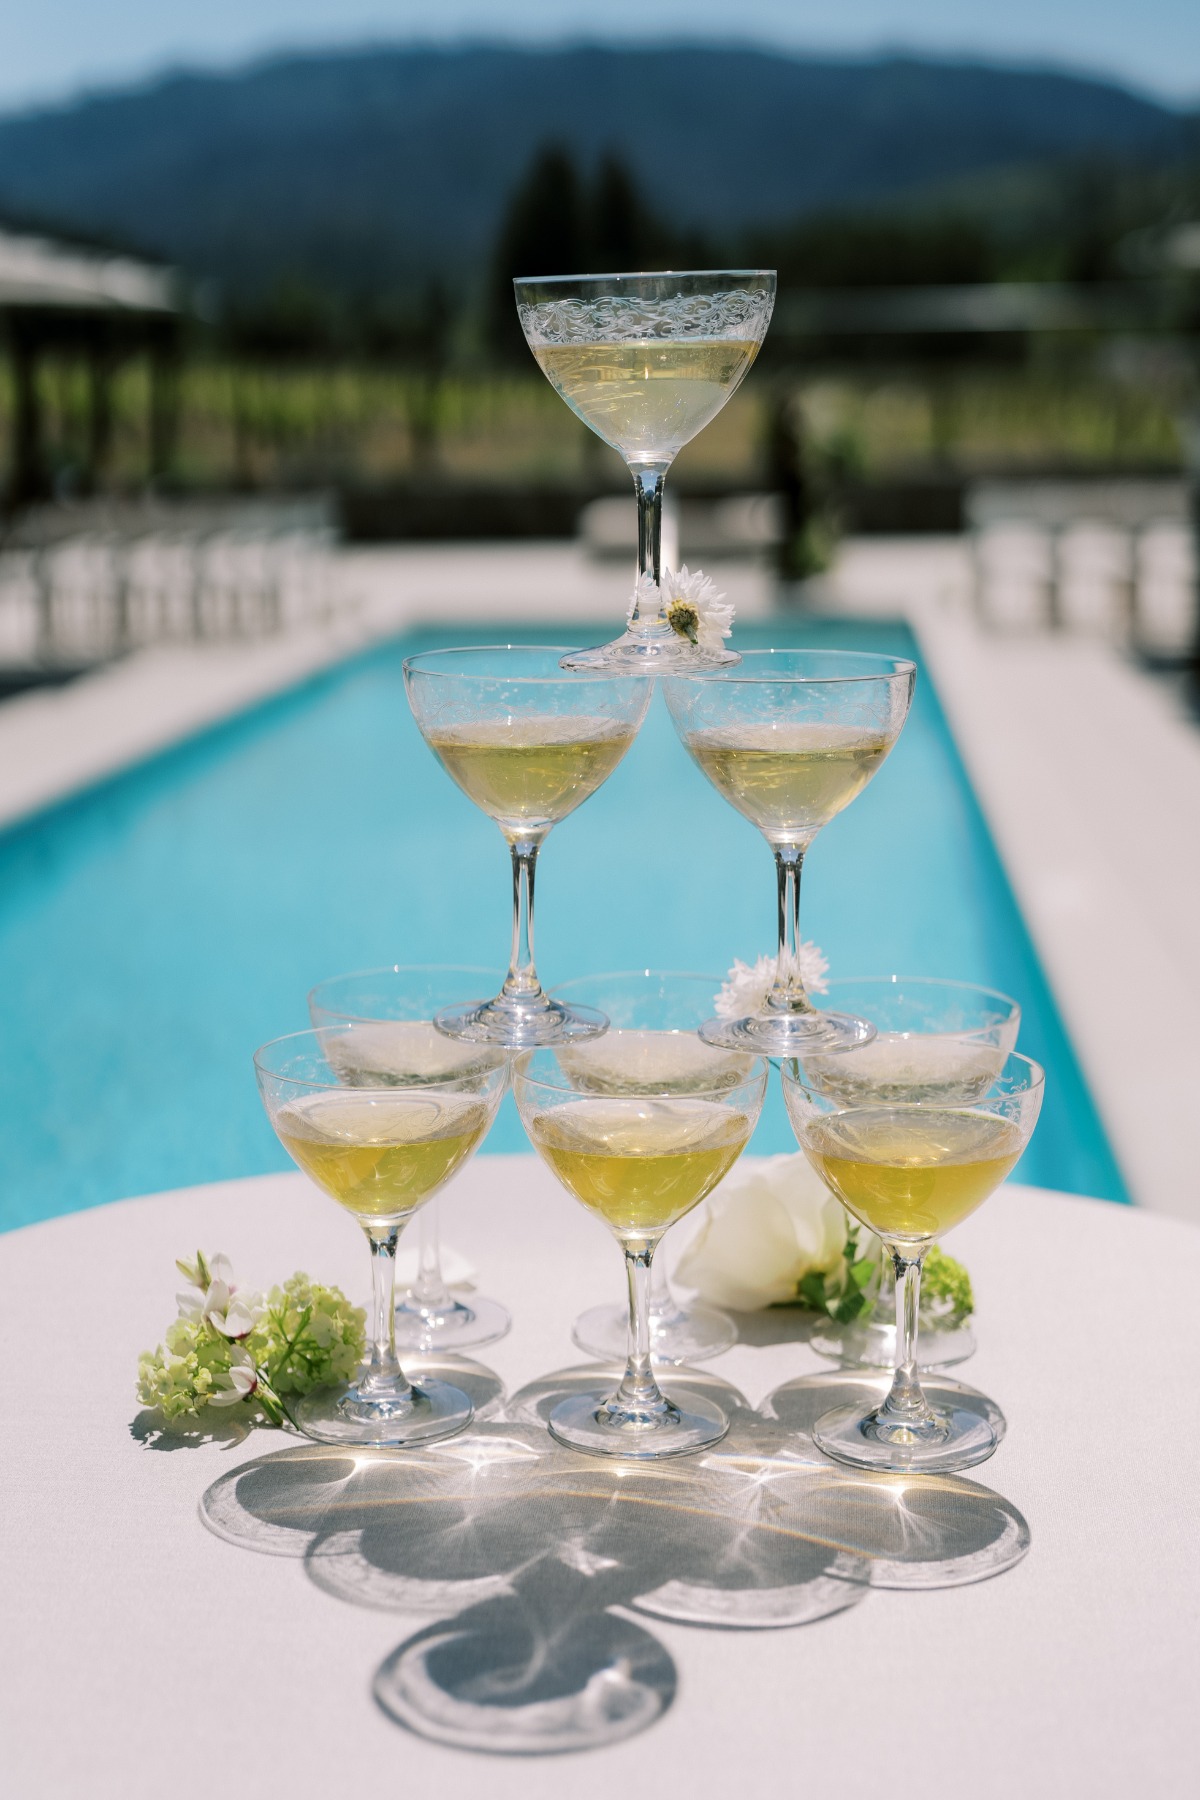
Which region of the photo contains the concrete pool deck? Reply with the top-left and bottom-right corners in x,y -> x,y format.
2,538 -> 1195,1218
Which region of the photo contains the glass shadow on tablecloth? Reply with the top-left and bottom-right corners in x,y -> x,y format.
199,1410 -> 1030,1755
761,1371 -> 1026,1586
130,1355 -> 505,1457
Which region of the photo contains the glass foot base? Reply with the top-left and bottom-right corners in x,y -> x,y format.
813,1380 -> 1004,1474
810,1315 -> 976,1370
435,996 -> 606,1049
572,1300 -> 736,1364
395,1292 -> 511,1353
548,1389 -> 728,1460
560,630 -> 739,673
293,1377 -> 473,1448
699,1007 -> 874,1057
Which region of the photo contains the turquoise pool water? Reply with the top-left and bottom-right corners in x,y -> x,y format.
0,617 -> 1127,1231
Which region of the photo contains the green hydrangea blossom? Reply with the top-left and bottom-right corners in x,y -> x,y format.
137,1254 -> 366,1428
254,1273 -> 366,1398
137,1314 -> 232,1421
918,1244 -> 975,1326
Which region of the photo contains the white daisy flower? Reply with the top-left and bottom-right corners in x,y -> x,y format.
661,565 -> 735,651
714,945 -> 830,1021
626,566 -> 735,651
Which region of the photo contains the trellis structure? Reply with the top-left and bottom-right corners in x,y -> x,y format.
0,223 -> 182,509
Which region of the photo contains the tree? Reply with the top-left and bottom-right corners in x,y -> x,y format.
591,155 -> 650,270
487,145 -> 586,361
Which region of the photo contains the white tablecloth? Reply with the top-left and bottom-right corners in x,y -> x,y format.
3,1159 -> 1197,1798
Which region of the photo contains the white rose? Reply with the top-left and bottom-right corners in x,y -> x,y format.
674,1152 -> 847,1311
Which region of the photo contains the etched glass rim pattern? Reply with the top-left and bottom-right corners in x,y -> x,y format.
514,269 -> 776,347
513,1046 -> 768,1101
514,269 -> 774,285
403,645 -> 652,686
823,974 -> 1021,1017
254,1026 -> 509,1093
664,648 -> 917,686
784,1048 -> 1045,1107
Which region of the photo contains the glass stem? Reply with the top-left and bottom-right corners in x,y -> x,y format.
768,842 -> 816,1016
880,1247 -> 933,1426
409,1203 -> 454,1312
612,1242 -> 673,1423
360,1228 -> 410,1398
630,466 -> 668,629
647,1255 -> 677,1328
502,835 -> 543,1000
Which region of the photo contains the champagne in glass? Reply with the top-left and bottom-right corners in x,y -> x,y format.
798,976 -> 1021,1372
527,1097 -> 753,1239
255,1026 -> 507,1448
404,647 -> 652,1047
425,715 -> 637,832
276,1091 -> 494,1223
530,337 -> 764,467
515,271 -> 776,672
550,970 -> 753,1366
308,966 -> 516,1353
515,1045 -> 767,1459
783,1048 -> 1043,1474
663,650 -> 916,1055
801,1108 -> 1024,1244
683,723 -> 894,842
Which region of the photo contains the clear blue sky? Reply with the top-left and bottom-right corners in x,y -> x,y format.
0,1 -> 1197,112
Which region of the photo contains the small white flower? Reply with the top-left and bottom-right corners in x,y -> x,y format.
674,1153 -> 847,1311
174,1251 -> 261,1339
204,1282 -> 263,1340
626,566 -> 735,651
208,1344 -> 260,1407
714,946 -> 829,1020
662,565 -> 734,650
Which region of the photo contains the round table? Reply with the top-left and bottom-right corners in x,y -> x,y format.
2,1160 -> 1196,1797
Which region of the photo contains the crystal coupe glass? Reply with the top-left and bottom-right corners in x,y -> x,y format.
549,970 -> 745,1363
514,270 -> 776,671
782,1049 -> 1043,1473
663,650 -> 915,1055
802,976 -> 1021,1370
514,1045 -> 767,1457
254,1025 -> 507,1447
308,965 -> 514,1351
404,646 -> 652,1046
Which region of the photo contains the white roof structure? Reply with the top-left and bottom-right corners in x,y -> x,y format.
0,224 -> 177,313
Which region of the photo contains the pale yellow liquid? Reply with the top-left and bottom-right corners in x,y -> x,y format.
528,1097 -> 751,1238
533,339 -> 760,464
427,716 -> 635,829
684,723 -> 894,842
277,1090 -> 492,1222
802,1107 -> 1023,1243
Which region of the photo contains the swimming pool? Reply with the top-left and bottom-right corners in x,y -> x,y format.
0,616 -> 1127,1230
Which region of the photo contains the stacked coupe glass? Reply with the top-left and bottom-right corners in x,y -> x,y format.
254,269 -> 1043,1475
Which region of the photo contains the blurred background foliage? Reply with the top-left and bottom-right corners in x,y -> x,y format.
1,41 -> 1199,503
